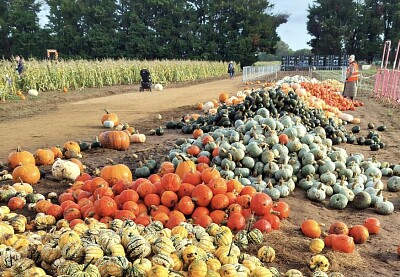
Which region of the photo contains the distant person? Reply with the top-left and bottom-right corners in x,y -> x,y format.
227,61 -> 235,79
15,55 -> 25,76
343,54 -> 359,100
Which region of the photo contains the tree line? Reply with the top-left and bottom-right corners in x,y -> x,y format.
1,0 -> 399,65
307,0 -> 400,64
0,0 -> 287,66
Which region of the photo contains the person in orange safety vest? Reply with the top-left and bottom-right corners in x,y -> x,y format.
343,54 -> 359,100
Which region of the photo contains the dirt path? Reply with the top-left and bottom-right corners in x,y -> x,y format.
0,76 -> 243,159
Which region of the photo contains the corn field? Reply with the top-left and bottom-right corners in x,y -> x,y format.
0,59 -> 232,99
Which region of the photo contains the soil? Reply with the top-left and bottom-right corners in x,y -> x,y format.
1,73 -> 400,276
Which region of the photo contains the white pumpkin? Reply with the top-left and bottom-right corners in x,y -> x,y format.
51,158 -> 80,180
28,89 -> 39,96
103,120 -> 114,128
202,101 -> 214,111
154,84 -> 164,91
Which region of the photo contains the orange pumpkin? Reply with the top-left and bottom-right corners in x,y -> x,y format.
158,162 -> 175,176
363,217 -> 381,235
175,156 -> 196,180
34,148 -> 55,165
100,162 -> 132,186
160,173 -> 181,192
8,196 -> 26,211
329,221 -> 349,235
8,147 -> 35,169
63,141 -> 81,154
50,146 -> 63,159
191,184 -> 213,207
200,166 -> 220,184
101,109 -> 119,126
219,91 -> 229,102
94,196 -> 117,217
332,234 -> 355,253
12,164 -> 40,185
99,130 -> 130,150
301,219 -> 322,238
349,225 -> 369,244
161,191 -> 179,208
193,129 -> 204,139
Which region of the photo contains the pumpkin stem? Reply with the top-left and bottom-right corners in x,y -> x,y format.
83,257 -> 95,271
104,109 -> 110,114
227,240 -> 234,256
106,158 -> 116,165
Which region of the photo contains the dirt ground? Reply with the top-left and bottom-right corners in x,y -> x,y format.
0,73 -> 400,276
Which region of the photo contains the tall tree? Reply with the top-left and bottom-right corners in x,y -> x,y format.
307,0 -> 356,56
0,0 -> 11,57
6,0 -> 44,58
45,0 -> 86,58
81,0 -> 118,58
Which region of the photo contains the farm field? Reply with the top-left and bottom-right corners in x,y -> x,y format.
0,72 -> 400,276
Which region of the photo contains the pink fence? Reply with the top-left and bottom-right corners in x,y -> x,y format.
374,40 -> 400,105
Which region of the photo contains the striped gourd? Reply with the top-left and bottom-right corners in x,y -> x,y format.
188,259 -> 208,277
234,263 -> 250,277
40,242 -> 61,263
56,260 -> 81,276
95,256 -> 130,277
99,229 -> 121,250
125,265 -> 147,277
250,266 -> 273,277
126,235 -> 151,260
108,243 -> 125,257
218,264 -> 238,277
109,219 -> 124,232
148,265 -> 169,277
8,258 -> 35,275
215,230 -> 233,247
151,253 -> 175,268
152,237 -> 175,255
84,244 -> 104,263
132,257 -> 152,273
58,230 -> 81,250
171,225 -> 189,238
142,231 -> 158,244
61,241 -> 85,263
144,221 -> 164,233
174,238 -> 193,255
247,228 -> 263,244
196,233 -> 215,252
121,228 -> 141,248
0,247 -> 20,268
234,230 -> 249,250
257,246 -> 276,263
206,223 -> 222,237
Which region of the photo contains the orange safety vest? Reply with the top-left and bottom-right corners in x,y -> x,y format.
346,62 -> 359,82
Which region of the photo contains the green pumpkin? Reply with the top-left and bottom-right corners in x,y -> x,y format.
246,142 -> 263,158
155,126 -> 164,136
353,191 -> 371,209
387,176 -> 400,192
263,183 -> 281,200
241,156 -> 255,169
374,198 -> 394,215
134,165 -> 151,178
307,185 -> 326,202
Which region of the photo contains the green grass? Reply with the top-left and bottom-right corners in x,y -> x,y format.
253,61 -> 280,66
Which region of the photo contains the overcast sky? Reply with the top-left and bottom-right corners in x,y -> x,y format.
270,0 -> 313,50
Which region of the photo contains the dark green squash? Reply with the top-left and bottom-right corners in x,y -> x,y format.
351,125 -> 361,134
370,143 -> 380,151
377,125 -> 387,131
